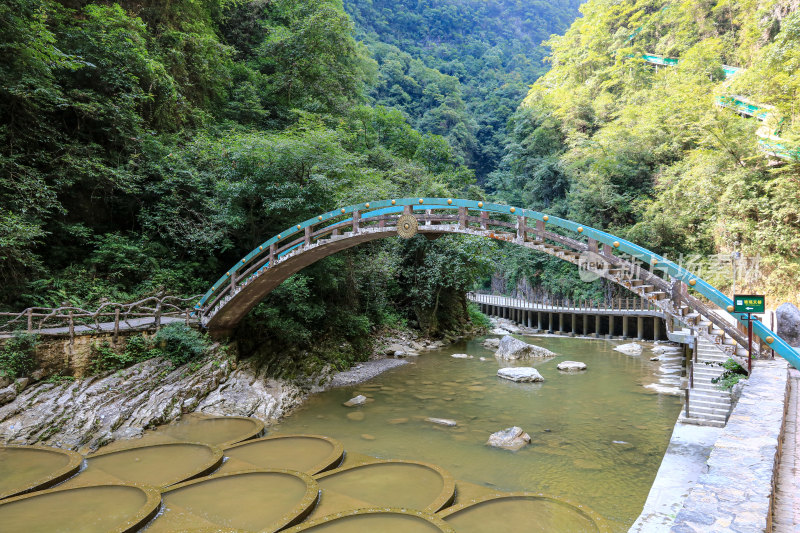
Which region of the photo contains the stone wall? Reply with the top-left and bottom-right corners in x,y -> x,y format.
670,359 -> 789,533
1,331 -> 144,380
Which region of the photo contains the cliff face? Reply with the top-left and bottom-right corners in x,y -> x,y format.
0,356 -> 303,452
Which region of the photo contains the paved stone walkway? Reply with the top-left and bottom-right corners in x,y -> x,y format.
773,367 -> 800,533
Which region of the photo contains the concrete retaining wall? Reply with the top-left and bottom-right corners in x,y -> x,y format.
670,359 -> 789,533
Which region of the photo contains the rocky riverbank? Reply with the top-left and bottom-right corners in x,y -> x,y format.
0,327 -> 475,452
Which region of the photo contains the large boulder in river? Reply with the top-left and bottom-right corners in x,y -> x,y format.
614,342 -> 643,356
777,303 -> 800,347
495,336 -> 555,360
487,426 -> 531,451
497,367 -> 544,383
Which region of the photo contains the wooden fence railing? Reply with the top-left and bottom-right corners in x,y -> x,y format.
0,295 -> 202,341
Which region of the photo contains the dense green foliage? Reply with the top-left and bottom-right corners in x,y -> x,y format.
344,0 -> 582,179
488,0 -> 800,304
92,324 -> 211,373
0,0 -> 507,370
0,333 -> 39,379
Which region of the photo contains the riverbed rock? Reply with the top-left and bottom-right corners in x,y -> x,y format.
0,386 -> 16,406
495,336 -> 555,360
482,338 -> 500,350
491,327 -> 511,335
347,412 -> 365,421
497,367 -> 544,383
343,395 -> 367,407
652,345 -> 681,354
426,417 -> 457,427
487,426 -> 531,451
614,343 -> 643,356
0,355 -> 303,452
451,353 -> 472,359
557,361 -> 587,372
385,343 -> 407,355
777,302 -> 800,347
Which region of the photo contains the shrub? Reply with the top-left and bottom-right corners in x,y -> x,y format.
152,323 -> 210,367
0,333 -> 39,379
709,358 -> 748,390
467,302 -> 492,330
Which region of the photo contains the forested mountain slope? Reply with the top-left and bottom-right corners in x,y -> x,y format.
344,0 -> 583,179
0,0 -> 496,369
488,0 -> 800,305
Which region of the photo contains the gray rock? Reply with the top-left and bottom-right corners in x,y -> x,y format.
487,426 -> 531,451
0,386 -> 16,406
386,343 -> 406,355
482,338 -> 500,349
497,367 -> 544,383
495,336 -> 555,360
14,378 -> 29,392
426,417 -> 457,427
343,394 -> 367,407
491,328 -> 511,335
30,369 -> 46,382
777,302 -> 800,347
0,356 -> 302,452
0,377 -> 10,389
557,361 -> 587,372
451,353 -> 472,359
614,342 -> 643,356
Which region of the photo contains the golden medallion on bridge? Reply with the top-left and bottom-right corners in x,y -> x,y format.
396,214 -> 418,239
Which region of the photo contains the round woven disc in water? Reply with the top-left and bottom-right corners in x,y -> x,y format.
283,508 -> 455,533
0,445 -> 83,499
145,469 -> 319,533
219,434 -> 343,475
0,483 -> 160,533
157,415 -> 264,447
65,442 -> 222,489
438,492 -> 610,533
313,460 -> 455,515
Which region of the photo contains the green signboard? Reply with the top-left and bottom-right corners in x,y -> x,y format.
733,295 -> 765,314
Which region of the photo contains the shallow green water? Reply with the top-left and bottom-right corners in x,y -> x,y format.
273,336 -> 682,531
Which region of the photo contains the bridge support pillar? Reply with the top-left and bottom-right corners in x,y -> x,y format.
571,313 -> 577,336
622,316 -> 629,339
527,311 -> 532,328
608,315 -> 615,339
558,313 -> 564,334
637,317 -> 644,340
548,312 -> 554,334
584,314 -> 589,336
595,315 -> 601,338
537,312 -> 542,331
654,318 -> 661,341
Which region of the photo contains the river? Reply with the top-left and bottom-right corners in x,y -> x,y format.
272,335 -> 683,531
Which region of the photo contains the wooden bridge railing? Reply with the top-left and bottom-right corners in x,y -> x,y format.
0,295 -> 202,341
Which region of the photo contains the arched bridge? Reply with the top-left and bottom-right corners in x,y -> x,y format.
197,198 -> 799,371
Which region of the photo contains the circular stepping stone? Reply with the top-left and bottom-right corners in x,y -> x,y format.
145,470 -> 319,533
0,445 -> 83,499
284,508 -> 455,532
64,442 -> 222,489
314,460 -> 455,515
219,435 -> 344,475
0,483 -> 160,533
156,415 -> 264,447
439,493 -> 609,533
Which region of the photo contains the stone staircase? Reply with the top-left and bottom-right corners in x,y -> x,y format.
682,338 -> 734,427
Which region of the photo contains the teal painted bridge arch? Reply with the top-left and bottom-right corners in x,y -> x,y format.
198,198 -> 799,370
